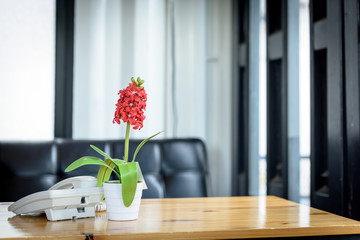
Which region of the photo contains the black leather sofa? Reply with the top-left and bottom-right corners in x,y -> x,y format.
0,138 -> 208,201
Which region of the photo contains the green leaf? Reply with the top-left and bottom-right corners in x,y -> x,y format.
96,159 -> 116,187
90,145 -> 112,160
112,158 -> 126,166
119,162 -> 138,207
64,156 -> 114,173
97,159 -> 116,200
112,158 -> 126,177
132,131 -> 163,162
96,158 -> 126,200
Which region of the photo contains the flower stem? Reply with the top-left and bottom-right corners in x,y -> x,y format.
124,121 -> 131,162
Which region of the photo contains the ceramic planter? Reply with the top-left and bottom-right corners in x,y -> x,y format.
103,181 -> 143,221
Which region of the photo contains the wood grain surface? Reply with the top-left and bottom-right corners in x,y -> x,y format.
1,196 -> 360,239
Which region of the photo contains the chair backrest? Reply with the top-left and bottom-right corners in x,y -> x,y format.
160,139 -> 208,198
0,138 -> 208,201
57,139 -> 111,179
0,141 -> 57,201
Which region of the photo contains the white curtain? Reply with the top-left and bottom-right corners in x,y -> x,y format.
73,0 -> 232,197
73,0 -> 166,139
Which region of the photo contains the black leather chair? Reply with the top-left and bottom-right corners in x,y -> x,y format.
0,141 -> 58,201
0,138 -> 208,201
160,139 -> 208,198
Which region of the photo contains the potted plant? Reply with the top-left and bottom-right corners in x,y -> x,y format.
65,77 -> 161,221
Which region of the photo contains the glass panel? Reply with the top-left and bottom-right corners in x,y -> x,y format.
299,0 -> 311,158
300,158 -> 311,206
259,0 -> 267,195
299,0 -> 311,204
259,158 -> 267,195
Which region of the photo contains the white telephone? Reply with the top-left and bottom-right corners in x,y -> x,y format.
8,176 -> 103,221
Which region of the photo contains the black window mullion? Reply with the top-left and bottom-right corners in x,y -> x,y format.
310,0 -> 345,216
266,0 -> 288,199
344,0 -> 360,220
55,0 -> 75,138
232,0 -> 250,196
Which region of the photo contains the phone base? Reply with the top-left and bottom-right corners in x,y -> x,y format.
45,207 -> 95,221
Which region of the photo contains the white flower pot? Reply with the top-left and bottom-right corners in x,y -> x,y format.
103,181 -> 143,221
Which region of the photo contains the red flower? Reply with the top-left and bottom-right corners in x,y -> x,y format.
113,79 -> 147,130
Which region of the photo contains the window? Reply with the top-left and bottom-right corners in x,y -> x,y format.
0,0 -> 56,140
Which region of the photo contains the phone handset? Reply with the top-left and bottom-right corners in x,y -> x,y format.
48,176 -> 97,190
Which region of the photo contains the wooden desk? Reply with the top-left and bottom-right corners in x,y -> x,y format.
1,196 -> 360,239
